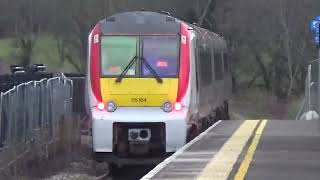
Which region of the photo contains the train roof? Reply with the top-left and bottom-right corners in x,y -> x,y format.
97,11 -> 226,50
99,11 -> 181,34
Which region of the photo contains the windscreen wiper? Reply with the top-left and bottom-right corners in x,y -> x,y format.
115,56 -> 138,83
141,57 -> 163,84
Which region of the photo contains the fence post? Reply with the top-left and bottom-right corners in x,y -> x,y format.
307,65 -> 311,112
0,92 -> 2,145
318,49 -> 320,116
7,88 -> 15,148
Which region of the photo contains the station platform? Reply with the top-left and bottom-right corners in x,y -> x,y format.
141,120 -> 320,180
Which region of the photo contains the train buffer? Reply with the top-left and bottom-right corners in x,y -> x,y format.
141,120 -> 320,180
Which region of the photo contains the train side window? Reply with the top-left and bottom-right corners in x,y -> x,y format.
195,45 -> 200,92
223,53 -> 229,73
200,45 -> 212,86
214,53 -> 223,80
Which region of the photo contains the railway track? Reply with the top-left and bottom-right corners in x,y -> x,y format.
95,165 -> 155,180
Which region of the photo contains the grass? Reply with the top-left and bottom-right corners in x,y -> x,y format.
0,34 -> 77,73
287,96 -> 304,120
32,35 -> 60,66
230,88 -> 303,120
0,37 -> 16,64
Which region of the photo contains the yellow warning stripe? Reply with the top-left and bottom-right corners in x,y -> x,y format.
100,78 -> 178,106
234,120 -> 268,180
197,120 -> 260,180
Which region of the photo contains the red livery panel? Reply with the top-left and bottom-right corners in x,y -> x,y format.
90,23 -> 102,101
177,23 -> 190,103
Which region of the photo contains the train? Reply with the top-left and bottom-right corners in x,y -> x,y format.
85,11 -> 231,170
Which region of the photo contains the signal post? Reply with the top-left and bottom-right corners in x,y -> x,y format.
310,16 -> 320,115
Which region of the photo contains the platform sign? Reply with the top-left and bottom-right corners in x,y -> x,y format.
310,16 -> 320,47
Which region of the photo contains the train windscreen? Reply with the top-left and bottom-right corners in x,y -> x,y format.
142,36 -> 179,77
101,36 -> 138,76
100,35 -> 179,77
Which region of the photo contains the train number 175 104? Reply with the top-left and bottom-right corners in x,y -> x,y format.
131,98 -> 147,103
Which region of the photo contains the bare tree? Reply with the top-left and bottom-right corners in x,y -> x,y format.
14,0 -> 39,66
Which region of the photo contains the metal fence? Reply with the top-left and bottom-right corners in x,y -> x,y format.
0,73 -> 53,93
297,61 -> 320,120
68,77 -> 86,114
0,75 -> 73,150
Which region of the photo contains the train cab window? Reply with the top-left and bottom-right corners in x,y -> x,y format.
214,53 -> 223,80
100,36 -> 138,76
200,44 -> 212,86
141,36 -> 179,77
223,53 -> 229,73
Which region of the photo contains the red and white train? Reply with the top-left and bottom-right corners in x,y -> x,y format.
85,11 -> 231,168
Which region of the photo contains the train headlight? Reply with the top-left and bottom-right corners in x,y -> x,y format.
162,101 -> 173,113
106,101 -> 117,112
174,102 -> 182,111
97,102 -> 105,111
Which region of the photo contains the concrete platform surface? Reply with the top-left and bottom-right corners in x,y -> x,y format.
141,120 -> 320,180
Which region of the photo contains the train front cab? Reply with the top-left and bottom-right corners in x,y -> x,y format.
88,20 -> 193,165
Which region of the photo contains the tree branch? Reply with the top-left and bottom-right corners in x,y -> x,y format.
65,54 -> 81,72
198,0 -> 214,26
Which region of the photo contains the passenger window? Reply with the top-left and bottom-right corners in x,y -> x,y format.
214,53 -> 223,80
200,44 -> 212,86
223,53 -> 229,73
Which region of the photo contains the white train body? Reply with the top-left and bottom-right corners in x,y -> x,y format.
85,11 -> 231,165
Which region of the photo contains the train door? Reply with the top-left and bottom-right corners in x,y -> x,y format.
222,52 -> 232,99
209,37 -> 216,110
194,32 -> 201,113
207,35 -> 216,111
213,49 -> 224,107
193,29 -> 208,117
188,30 -> 200,116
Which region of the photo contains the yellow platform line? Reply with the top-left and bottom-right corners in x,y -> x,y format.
234,120 -> 268,180
197,120 -> 260,180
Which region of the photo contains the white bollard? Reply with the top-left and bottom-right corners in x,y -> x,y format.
304,111 -> 319,120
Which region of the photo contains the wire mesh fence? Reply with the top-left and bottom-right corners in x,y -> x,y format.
297,61 -> 320,120
0,75 -> 73,151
